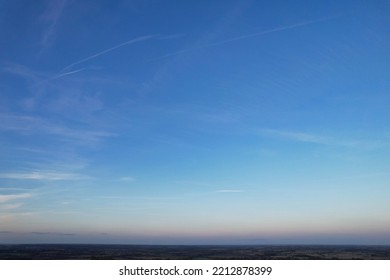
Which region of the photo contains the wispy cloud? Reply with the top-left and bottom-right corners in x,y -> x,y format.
40,0 -> 68,50
0,113 -> 113,144
1,63 -> 46,83
216,189 -> 244,193
0,193 -> 32,203
259,128 -> 386,149
174,181 -> 246,195
0,188 -> 30,191
47,67 -> 87,81
0,171 -> 87,181
210,16 -> 339,46
61,35 -> 156,72
120,176 -> 136,182
29,231 -> 75,236
159,15 -> 340,59
139,2 -> 251,95
260,129 -> 331,145
2,62 -> 89,89
0,203 -> 23,210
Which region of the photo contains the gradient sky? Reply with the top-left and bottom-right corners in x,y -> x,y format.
1,0 -> 390,245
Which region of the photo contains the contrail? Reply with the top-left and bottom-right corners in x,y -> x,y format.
210,18 -> 325,46
159,15 -> 341,59
61,35 -> 155,72
32,67 -> 87,88
50,68 -> 86,80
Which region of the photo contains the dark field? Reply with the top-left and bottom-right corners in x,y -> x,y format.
1,244 -> 390,260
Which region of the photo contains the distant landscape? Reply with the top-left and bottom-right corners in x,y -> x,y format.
1,245 -> 390,260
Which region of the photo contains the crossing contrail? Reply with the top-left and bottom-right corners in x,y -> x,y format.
61,35 -> 156,72
159,15 -> 341,59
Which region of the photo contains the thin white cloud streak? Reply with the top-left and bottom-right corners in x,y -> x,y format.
101,196 -> 181,201
0,193 -> 32,203
61,35 -> 156,72
47,67 -> 87,81
120,176 -> 135,182
159,15 -> 340,59
216,190 -> 244,193
30,231 -> 76,236
261,129 -> 331,145
139,2 -> 251,94
0,203 -> 23,210
1,63 -> 83,88
259,129 -> 386,149
209,16 -> 338,46
0,171 -> 87,181
0,188 -> 30,191
0,113 -> 113,143
1,63 -> 45,82
2,62 -> 85,88
40,0 -> 68,49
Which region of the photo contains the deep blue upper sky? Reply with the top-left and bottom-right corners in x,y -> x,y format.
0,0 -> 389,244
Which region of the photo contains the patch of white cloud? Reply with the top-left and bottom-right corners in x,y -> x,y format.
216,189 -> 244,193
0,171 -> 86,181
120,176 -> 135,182
0,203 -> 23,210
0,193 -> 32,203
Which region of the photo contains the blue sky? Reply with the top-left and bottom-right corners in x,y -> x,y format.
0,0 -> 390,245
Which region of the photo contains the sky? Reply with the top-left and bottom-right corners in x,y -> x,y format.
0,0 -> 390,245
